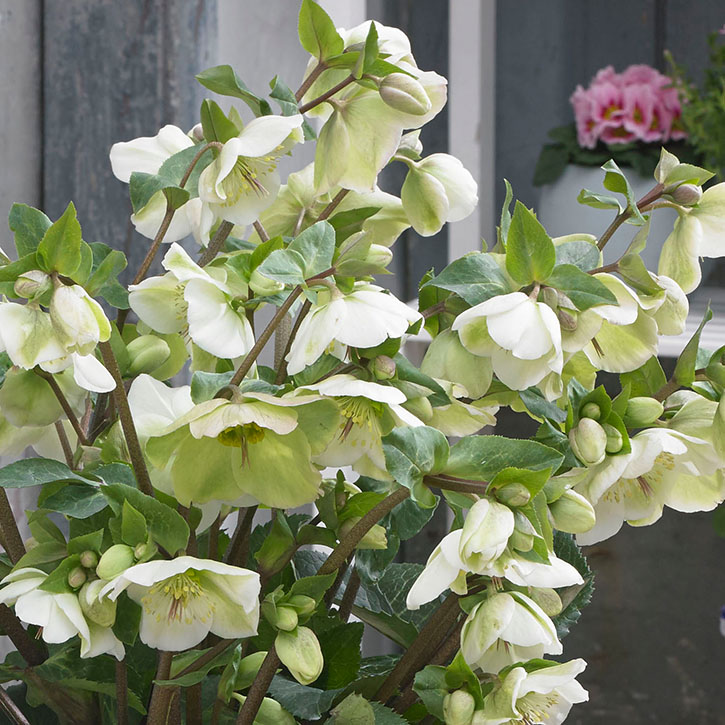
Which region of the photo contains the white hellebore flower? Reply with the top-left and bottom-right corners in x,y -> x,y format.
286,283 -> 421,375
110,124 -> 214,245
400,153 -> 478,236
453,293 -> 563,394
0,568 -> 124,660
129,243 -> 254,359
461,592 -> 562,674
479,659 -> 588,725
198,114 -> 304,226
102,556 -> 260,651
574,427 -> 724,545
659,182 -> 725,293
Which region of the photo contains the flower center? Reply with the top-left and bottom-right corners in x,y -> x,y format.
518,691 -> 561,724
337,397 -> 383,440
142,570 -> 213,624
217,422 -> 266,465
220,150 -> 283,204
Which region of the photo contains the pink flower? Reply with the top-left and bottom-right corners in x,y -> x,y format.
570,85 -> 598,148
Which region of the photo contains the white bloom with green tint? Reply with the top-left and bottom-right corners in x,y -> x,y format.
479,659 -> 588,724
129,242 -> 254,359
49,284 -> 111,356
453,293 -> 563,394
102,556 -> 260,651
198,114 -> 304,226
286,283 -> 421,375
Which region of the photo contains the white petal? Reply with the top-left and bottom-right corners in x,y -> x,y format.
233,115 -> 304,158
131,191 -> 194,243
71,353 -> 116,393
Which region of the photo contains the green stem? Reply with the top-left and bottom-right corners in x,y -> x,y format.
317,189 -> 349,221
99,341 -> 155,497
54,421 -> 74,468
653,376 -> 680,402
224,506 -> 257,567
274,299 -> 311,383
597,183 -> 665,251
198,220 -> 234,266
235,646 -> 280,725
338,567 -> 361,622
317,488 -> 410,576
298,75 -> 355,114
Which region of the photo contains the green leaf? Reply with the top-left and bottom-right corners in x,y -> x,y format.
85,242 -> 127,296
43,485 -> 108,519
113,593 -> 142,645
317,621 -> 363,688
674,305 -> 712,387
0,458 -> 89,488
14,540 -> 66,569
256,248 -> 307,286
36,202 -> 82,276
0,251 -> 40,284
554,239 -> 600,272
298,0 -> 344,61
8,203 -> 52,257
413,665 -> 448,721
391,354 -> 450,407
268,675 -> 343,719
67,529 -> 104,555
445,435 -> 564,481
496,179 -> 514,250
576,187 -> 623,211
190,370 -> 235,403
382,426 -> 448,507
121,499 -> 148,546
195,65 -> 272,116
546,264 -> 617,310
505,201 -> 556,285
269,76 -> 316,140
422,252 -> 511,306
489,466 -> 552,500
519,387 -> 567,423
617,253 -> 663,295
38,554 -> 80,593
533,145 -> 570,186
101,484 -> 189,554
619,356 -> 667,398
552,532 -> 594,638
663,162 -> 714,187
369,702 -> 408,724
601,159 -> 645,224
288,221 -> 336,277
200,99 -> 240,144
157,645 -> 239,687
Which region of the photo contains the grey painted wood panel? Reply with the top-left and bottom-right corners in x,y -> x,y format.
42,0 -> 218,278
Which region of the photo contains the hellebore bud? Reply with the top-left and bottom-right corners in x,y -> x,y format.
569,418 -> 607,466
365,243 -> 393,270
249,268 -> 285,297
579,402 -> 601,421
548,489 -> 596,534
13,270 -> 52,300
191,123 -> 204,142
557,308 -> 578,331
0,368 -> 63,427
442,689 -> 476,725
528,587 -> 563,617
371,355 -> 396,380
495,482 -> 531,507
379,73 -> 432,116
273,605 -> 299,632
231,696 -> 295,725
339,517 -> 388,550
541,287 -> 560,310
275,626 -> 324,685
602,423 -> 623,454
96,544 -> 135,581
403,396 -> 433,422
67,566 -> 87,590
623,397 -> 664,427
670,183 -> 702,206
286,595 -> 316,617
79,550 -> 99,569
79,580 -> 117,627
126,335 -> 171,376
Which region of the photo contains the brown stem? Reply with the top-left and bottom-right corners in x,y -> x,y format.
295,61 -> 327,102
54,421 -> 74,468
597,183 -> 665,251
375,592 -> 461,704
273,313 -> 292,370
0,489 -> 26,565
425,474 -> 488,496
174,638 -> 237,681
0,684 -> 31,725
653,376 -> 680,402
421,300 -> 447,319
317,189 -> 349,221
115,659 -> 129,725
318,488 -> 410,576
298,75 -> 355,114
180,506 -> 198,556
186,683 -> 203,725
99,341 -> 155,497
235,647 -> 280,725
146,650 -> 175,725
274,299 -> 311,384
211,699 -> 225,725
338,567 -> 361,622
0,604 -> 46,665
324,556 -> 351,607
208,514 -> 221,560
587,261 -> 620,275
37,371 -> 89,446
198,220 -> 235,266
131,204 -> 175,285
224,506 -> 257,567
252,220 -> 270,243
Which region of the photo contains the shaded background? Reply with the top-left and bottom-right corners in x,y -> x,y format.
1,1 -> 724,721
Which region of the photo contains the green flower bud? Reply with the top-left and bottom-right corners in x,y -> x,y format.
509,527 -> 534,552
670,183 -> 702,206
275,626 -> 324,685
249,268 -> 285,297
403,396 -> 433,422
79,580 -> 117,627
273,605 -> 299,632
379,73 -> 432,116
442,689 -> 476,725
548,489 -> 596,534
557,307 -> 578,331
623,397 -> 664,427
0,367 -> 63,427
541,287 -> 560,310
580,402 -> 601,421
286,595 -> 316,617
528,587 -> 563,617
371,355 -> 396,380
364,243 -> 393,270
602,422 -> 623,453
67,566 -> 87,590
13,270 -> 52,300
231,695 -> 295,725
96,544 -> 135,581
569,418 -> 607,466
339,518 -> 388,550
79,550 -> 98,569
126,335 -> 171,376
495,482 -> 531,507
